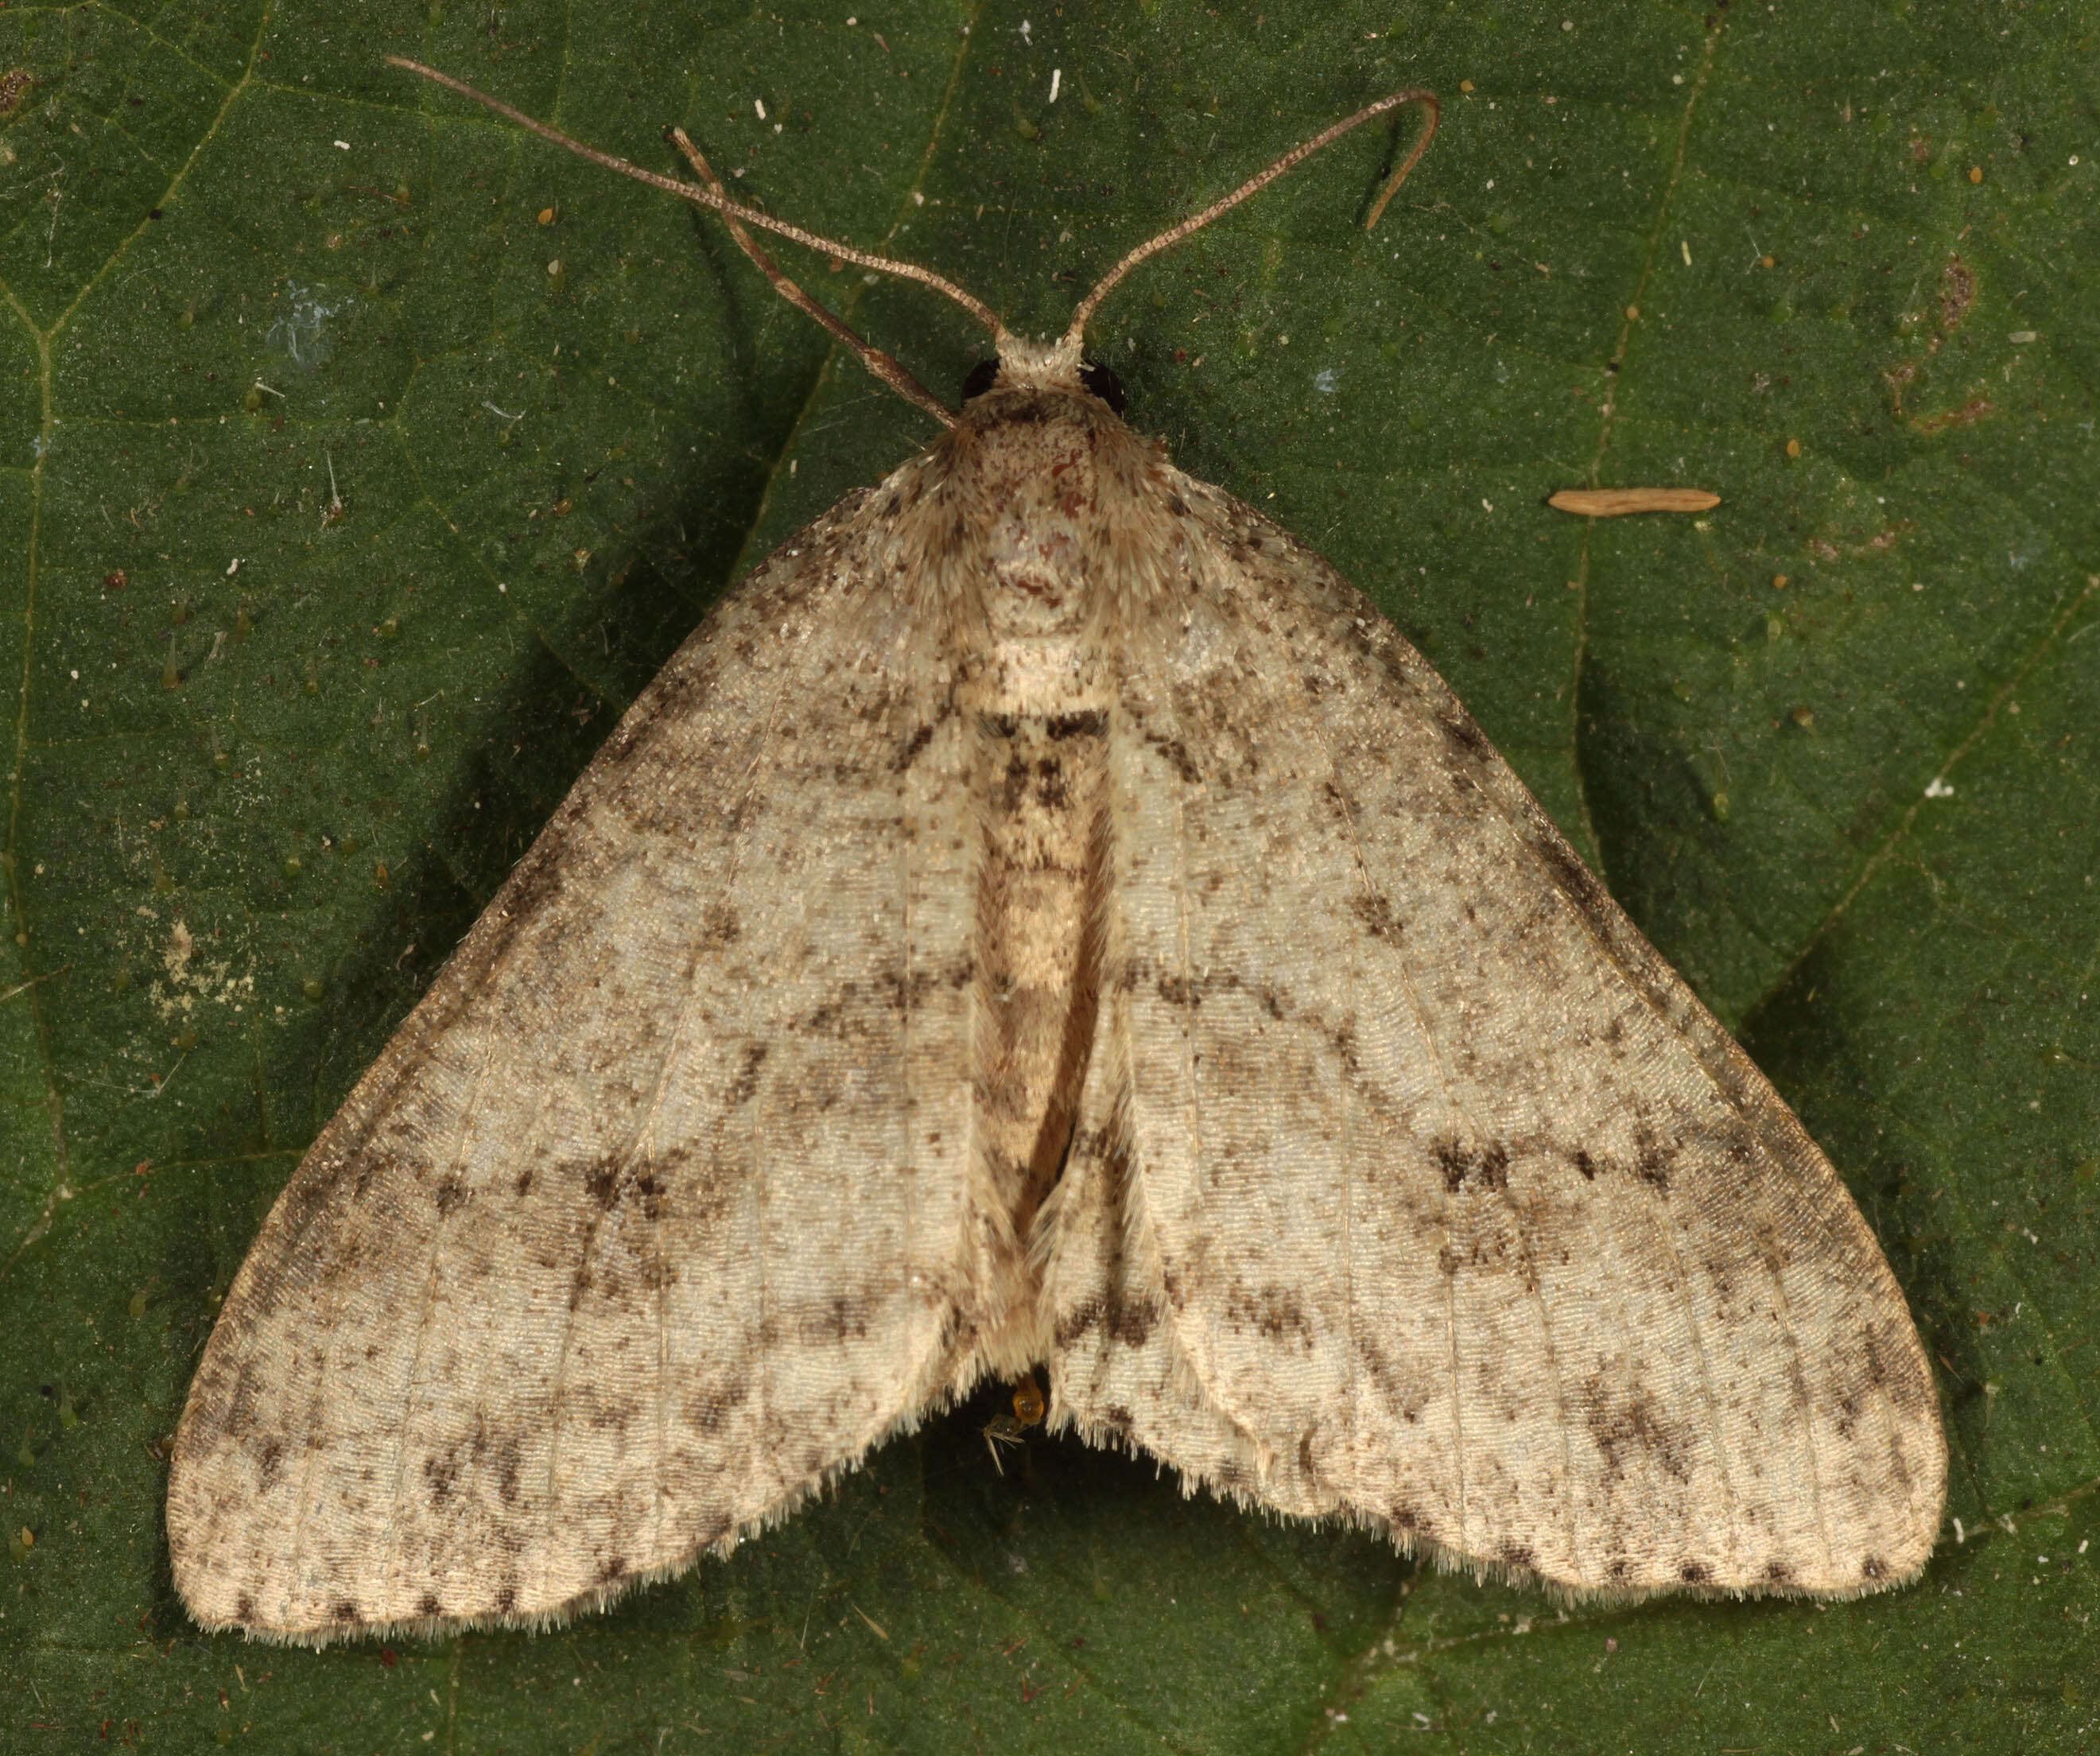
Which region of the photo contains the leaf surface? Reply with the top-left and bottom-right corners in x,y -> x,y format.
2,2 -> 2094,1750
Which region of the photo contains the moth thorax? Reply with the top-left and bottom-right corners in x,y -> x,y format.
961,398 -> 1122,644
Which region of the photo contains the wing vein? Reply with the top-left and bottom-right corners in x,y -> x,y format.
899,709 -> 917,1382
1271,641 -> 1477,1551
1634,1193 -> 1745,1568
1340,816 -> 1360,1489
1402,693 -> 1767,1577
1738,1194 -> 1838,1577
1168,698 -> 1205,1380
276,1173 -> 360,1622
1407,704 -> 1745,1579
1506,1031 -> 1629,1579
650,1116 -> 671,1572
528,651 -> 798,1607
375,1023 -> 503,1610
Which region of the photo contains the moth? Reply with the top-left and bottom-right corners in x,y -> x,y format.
168,64 -> 1947,1643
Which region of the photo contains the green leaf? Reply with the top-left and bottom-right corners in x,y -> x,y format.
3,1 -> 2094,1750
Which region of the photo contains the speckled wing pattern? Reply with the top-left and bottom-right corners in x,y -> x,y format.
1047,474 -> 1945,1598
169,496 -> 984,1640
172,376 -> 1943,1643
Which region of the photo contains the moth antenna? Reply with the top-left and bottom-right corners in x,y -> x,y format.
1061,89 -> 1439,353
385,57 -> 1006,400
666,128 -> 955,427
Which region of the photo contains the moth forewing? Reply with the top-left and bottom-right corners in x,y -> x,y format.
165,66 -> 1944,1645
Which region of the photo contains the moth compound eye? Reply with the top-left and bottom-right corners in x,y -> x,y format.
1079,359 -> 1127,414
961,359 -> 1001,402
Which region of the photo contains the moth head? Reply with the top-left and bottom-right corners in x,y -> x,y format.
382,59 -> 1437,433
961,348 -> 1127,415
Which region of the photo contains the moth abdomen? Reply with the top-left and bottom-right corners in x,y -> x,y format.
968,697 -> 1112,1269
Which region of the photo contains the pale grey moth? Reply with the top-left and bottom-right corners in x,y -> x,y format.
166,65 -> 1947,1642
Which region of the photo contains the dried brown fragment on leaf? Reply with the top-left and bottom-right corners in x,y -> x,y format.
1548,488 -> 1722,517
